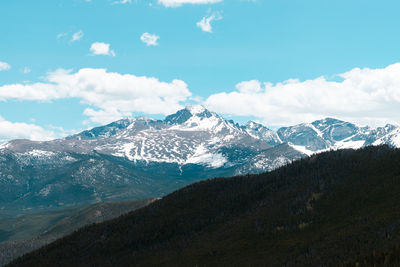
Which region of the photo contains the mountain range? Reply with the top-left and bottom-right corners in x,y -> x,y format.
1,105 -> 399,215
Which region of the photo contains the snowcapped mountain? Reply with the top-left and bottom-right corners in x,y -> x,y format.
0,105 -> 302,215
60,105 -> 272,168
0,105 -> 399,215
243,121 -> 282,147
275,117 -> 400,155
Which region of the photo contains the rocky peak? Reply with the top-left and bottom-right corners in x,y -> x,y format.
165,105 -> 215,125
244,121 -> 282,146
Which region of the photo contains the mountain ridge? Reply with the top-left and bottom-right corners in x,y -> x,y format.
1,105 -> 400,215
4,105 -> 398,158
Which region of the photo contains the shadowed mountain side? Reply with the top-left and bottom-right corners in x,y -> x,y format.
8,145 -> 400,266
343,244 -> 400,266
0,199 -> 156,266
0,145 -> 304,216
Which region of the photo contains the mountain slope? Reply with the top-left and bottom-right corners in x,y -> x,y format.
0,150 -> 240,216
0,199 -> 155,266
243,121 -> 282,146
1,106 -> 400,215
0,106 -> 304,215
9,145 -> 400,266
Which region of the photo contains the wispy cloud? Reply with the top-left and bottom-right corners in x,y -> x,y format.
140,32 -> 160,46
0,62 -> 11,71
57,30 -> 84,44
71,30 -> 84,43
196,12 -> 222,33
158,0 -> 222,8
89,42 -> 116,56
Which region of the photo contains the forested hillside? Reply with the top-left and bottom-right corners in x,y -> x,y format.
0,199 -> 155,266
9,145 -> 400,266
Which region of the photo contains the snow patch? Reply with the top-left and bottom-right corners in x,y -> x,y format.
389,133 -> 400,147
0,142 -> 9,150
26,150 -> 56,157
170,114 -> 222,132
272,156 -> 291,168
288,143 -> 315,156
307,123 -> 324,138
122,142 -> 136,161
63,156 -> 77,161
333,140 -> 365,150
38,185 -> 51,197
186,144 -> 227,168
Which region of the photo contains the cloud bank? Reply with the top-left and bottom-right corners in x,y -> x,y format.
0,116 -> 60,143
2,63 -> 400,129
204,63 -> 400,127
0,68 -> 192,124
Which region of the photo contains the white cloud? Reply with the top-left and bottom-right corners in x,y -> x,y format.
83,108 -> 131,124
204,62 -> 400,127
140,32 -> 160,46
235,80 -> 262,94
0,62 -> 11,72
0,68 -> 192,124
90,42 -> 116,56
71,30 -> 84,42
196,12 -> 222,33
0,116 -> 60,143
158,0 -> 222,7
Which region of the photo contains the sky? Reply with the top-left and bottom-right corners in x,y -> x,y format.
1,0 -> 400,142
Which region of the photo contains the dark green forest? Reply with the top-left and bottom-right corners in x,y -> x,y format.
8,145 -> 400,266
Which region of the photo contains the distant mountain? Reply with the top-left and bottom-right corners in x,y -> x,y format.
243,121 -> 282,146
10,145 -> 400,266
0,105 -> 399,215
277,117 -> 400,154
64,105 -> 272,167
0,198 -> 155,266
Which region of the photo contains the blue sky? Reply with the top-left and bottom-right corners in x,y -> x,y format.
1,0 -> 400,142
